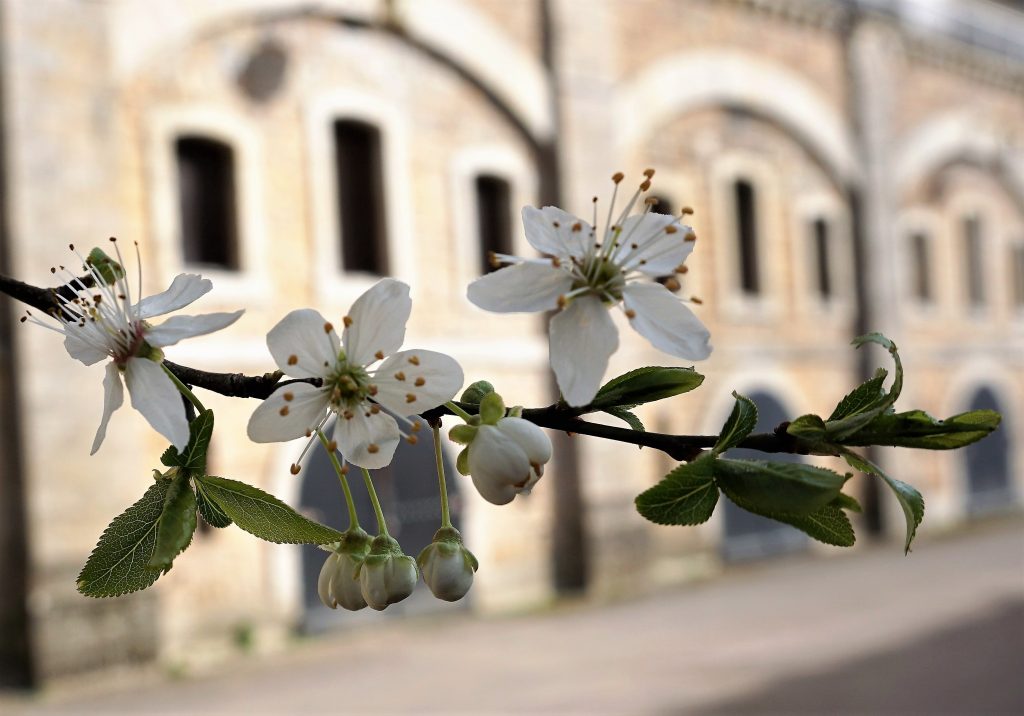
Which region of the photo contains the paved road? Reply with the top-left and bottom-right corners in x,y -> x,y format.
7,521 -> 1024,715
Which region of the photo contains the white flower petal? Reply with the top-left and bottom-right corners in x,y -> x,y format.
332,409 -> 401,469
318,553 -> 340,609
549,295 -> 619,407
342,279 -> 411,366
124,357 -> 190,450
134,274 -> 212,319
91,362 -> 125,454
266,308 -> 340,379
495,417 -> 552,466
372,349 -> 464,416
523,206 -> 593,258
145,310 -> 244,348
623,283 -> 712,361
63,325 -> 110,366
613,214 -> 695,276
467,425 -> 530,505
467,262 -> 573,313
247,383 -> 331,443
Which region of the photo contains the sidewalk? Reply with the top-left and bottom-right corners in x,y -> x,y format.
8,520 -> 1024,715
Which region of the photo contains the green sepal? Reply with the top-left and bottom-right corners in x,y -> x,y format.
147,472 -> 198,572
195,478 -> 232,528
85,247 -> 125,285
713,459 -> 850,516
713,392 -> 757,454
841,409 -> 1001,450
591,366 -> 704,410
335,526 -> 372,556
77,480 -> 173,597
160,409 -> 215,473
841,449 -> 924,554
460,380 -> 495,405
478,391 -> 506,424
194,475 -> 344,545
635,455 -> 718,526
456,448 -> 470,476
604,406 -> 645,432
448,424 -> 478,445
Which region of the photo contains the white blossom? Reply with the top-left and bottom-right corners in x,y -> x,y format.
247,279 -> 464,469
25,243 -> 242,453
467,417 -> 552,506
357,535 -> 418,611
318,551 -> 369,611
467,171 -> 711,406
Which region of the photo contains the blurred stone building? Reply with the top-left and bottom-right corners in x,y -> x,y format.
0,0 -> 1021,685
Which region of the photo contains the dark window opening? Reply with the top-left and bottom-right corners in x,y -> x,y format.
734,179 -> 760,295
475,175 -> 512,274
175,136 -> 239,270
1013,245 -> 1024,309
334,120 -> 388,275
811,217 -> 832,300
964,215 -> 985,306
910,232 -> 933,303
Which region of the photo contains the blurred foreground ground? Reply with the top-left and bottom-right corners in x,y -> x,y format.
6,519 -> 1023,715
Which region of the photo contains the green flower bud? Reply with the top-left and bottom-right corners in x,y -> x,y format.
318,527 -> 372,611
460,380 -> 495,405
417,527 -> 478,602
358,534 -> 418,611
86,247 -> 125,285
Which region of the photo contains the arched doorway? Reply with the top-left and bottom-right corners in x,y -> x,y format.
964,387 -> 1014,515
299,421 -> 464,632
720,391 -> 809,562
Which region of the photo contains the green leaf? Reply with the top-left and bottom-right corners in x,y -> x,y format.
774,504 -> 856,547
827,335 -> 903,440
841,449 -> 924,554
713,459 -> 850,515
77,480 -> 172,597
591,366 -> 704,410
160,410 -> 215,473
604,406 -> 645,432
714,392 -> 757,454
635,456 -> 718,525
842,409 -> 1001,450
147,473 -> 198,572
195,479 -> 232,528
787,414 -> 828,442
195,475 -> 344,545
831,492 -> 863,514
828,368 -> 888,421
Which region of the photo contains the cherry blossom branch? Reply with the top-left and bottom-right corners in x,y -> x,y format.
0,272 -> 802,460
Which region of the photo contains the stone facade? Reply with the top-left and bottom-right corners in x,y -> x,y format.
1,0 -> 1021,681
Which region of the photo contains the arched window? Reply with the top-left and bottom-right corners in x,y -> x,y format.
963,215 -> 985,306
333,120 -> 388,276
475,175 -> 512,274
1011,244 -> 1024,310
733,179 -> 760,295
909,231 -> 934,303
810,217 -> 833,300
175,136 -> 239,270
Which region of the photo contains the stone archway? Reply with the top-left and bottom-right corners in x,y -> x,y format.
299,421 -> 464,632
964,387 -> 1015,515
720,391 -> 809,562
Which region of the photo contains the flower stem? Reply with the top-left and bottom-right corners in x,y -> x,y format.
446,401 -> 473,422
360,467 -> 389,536
432,425 -> 451,528
315,430 -> 359,531
162,362 -> 206,413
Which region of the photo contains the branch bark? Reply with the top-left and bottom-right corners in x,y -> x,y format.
1,272 -> 806,461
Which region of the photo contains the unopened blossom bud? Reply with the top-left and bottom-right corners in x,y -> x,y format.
357,534 -> 418,611
317,527 -> 372,611
467,416 -> 553,505
417,527 -> 479,602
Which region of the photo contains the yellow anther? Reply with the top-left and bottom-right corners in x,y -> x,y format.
414,377 -> 425,387
690,295 -> 704,305
367,444 -> 380,454
625,309 -> 637,319
394,371 -> 406,381
342,315 -> 353,327
327,440 -> 337,452
375,350 -> 384,360
640,180 -> 651,192
287,354 -> 298,366
663,277 -> 681,292
283,392 -> 294,402
643,168 -> 656,178
370,404 -> 381,414
408,355 -> 420,366
323,322 -> 333,333
571,222 -> 582,232
612,172 -> 625,184
411,421 -> 422,432
290,464 -> 301,475
343,410 -> 354,420
682,206 -> 695,215
406,435 -> 418,445
665,225 -> 678,234
279,405 -> 290,416
405,393 -> 416,403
